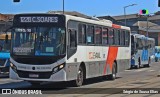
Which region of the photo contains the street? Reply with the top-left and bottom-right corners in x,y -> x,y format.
0,62 -> 160,97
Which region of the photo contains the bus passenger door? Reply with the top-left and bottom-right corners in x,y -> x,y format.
66,29 -> 78,80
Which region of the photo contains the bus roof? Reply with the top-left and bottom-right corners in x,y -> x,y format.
65,14 -> 130,30
14,13 -> 130,31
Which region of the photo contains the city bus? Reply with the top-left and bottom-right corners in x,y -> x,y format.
131,34 -> 155,69
0,33 -> 11,73
9,13 -> 131,86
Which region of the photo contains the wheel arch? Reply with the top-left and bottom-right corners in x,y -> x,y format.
114,60 -> 117,73
79,62 -> 86,79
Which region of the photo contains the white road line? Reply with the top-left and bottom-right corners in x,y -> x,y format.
125,68 -> 150,72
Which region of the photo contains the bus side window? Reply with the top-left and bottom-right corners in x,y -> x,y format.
102,27 -> 108,45
108,28 -> 114,45
114,29 -> 119,45
95,26 -> 102,45
69,29 -> 77,48
87,25 -> 94,44
120,30 -> 125,46
125,31 -> 130,46
78,24 -> 86,44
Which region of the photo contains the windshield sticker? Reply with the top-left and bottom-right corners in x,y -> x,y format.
35,52 -> 54,56
46,47 -> 54,52
15,28 -> 32,32
13,47 -> 32,53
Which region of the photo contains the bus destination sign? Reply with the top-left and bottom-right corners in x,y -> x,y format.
20,16 -> 58,23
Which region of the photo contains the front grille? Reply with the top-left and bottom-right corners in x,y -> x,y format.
0,59 -> 6,67
12,55 -> 65,65
17,70 -> 52,79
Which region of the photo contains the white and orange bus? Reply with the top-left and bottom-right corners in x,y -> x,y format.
9,13 -> 131,86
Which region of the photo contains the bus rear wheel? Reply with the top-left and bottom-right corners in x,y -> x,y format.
75,66 -> 84,87
136,58 -> 141,69
146,58 -> 151,67
108,62 -> 116,80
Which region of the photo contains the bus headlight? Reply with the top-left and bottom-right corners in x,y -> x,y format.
10,63 -> 17,73
59,64 -> 64,69
52,63 -> 65,74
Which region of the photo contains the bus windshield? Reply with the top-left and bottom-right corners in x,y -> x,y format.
12,27 -> 66,56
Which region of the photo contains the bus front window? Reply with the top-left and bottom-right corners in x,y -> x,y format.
12,27 -> 66,56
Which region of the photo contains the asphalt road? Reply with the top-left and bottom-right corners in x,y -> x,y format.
1,62 -> 160,97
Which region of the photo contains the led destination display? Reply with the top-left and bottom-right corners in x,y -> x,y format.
20,17 -> 58,23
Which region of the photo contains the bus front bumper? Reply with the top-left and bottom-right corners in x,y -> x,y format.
9,67 -> 67,82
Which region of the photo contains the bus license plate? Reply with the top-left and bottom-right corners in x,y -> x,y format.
29,74 -> 39,78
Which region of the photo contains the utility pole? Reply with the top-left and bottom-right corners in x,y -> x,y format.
63,0 -> 64,14
123,4 -> 137,26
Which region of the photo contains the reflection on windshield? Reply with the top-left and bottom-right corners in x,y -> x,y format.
0,40 -> 11,52
12,27 -> 66,56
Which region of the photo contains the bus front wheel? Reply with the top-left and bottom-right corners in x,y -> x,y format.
74,66 -> 84,87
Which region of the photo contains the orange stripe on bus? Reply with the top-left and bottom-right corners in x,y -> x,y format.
112,24 -> 121,29
104,47 -> 118,74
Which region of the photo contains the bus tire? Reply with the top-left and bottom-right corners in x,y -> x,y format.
155,58 -> 158,62
108,62 -> 116,80
146,58 -> 151,67
74,65 -> 84,87
136,58 -> 141,69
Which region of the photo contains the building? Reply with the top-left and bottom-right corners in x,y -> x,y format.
99,13 -> 160,46
0,13 -> 14,34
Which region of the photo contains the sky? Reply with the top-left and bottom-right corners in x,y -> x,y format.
0,0 -> 159,16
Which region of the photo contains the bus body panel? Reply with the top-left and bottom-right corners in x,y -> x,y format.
116,47 -> 131,72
